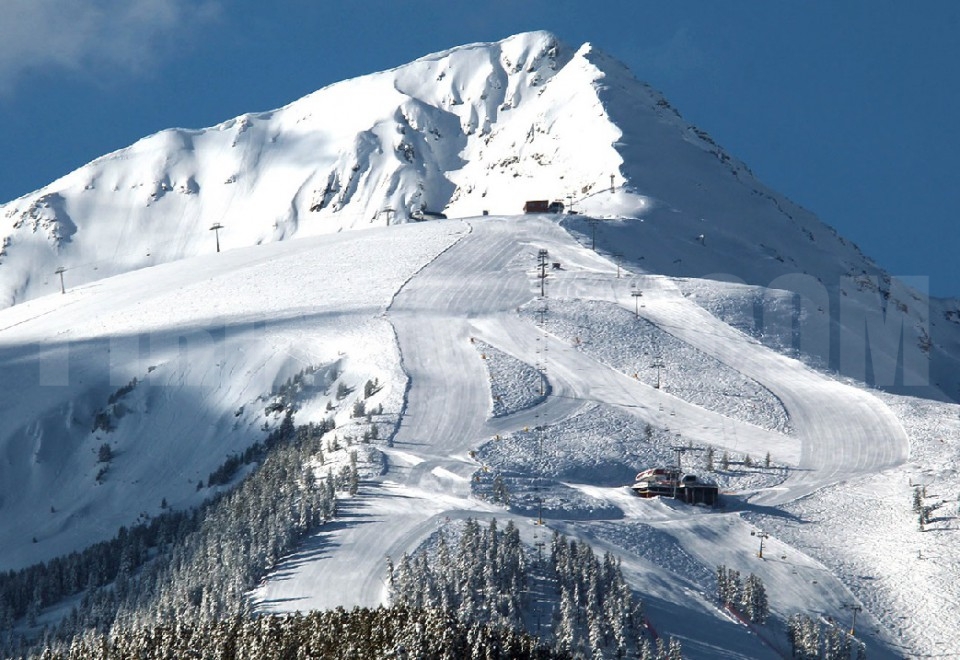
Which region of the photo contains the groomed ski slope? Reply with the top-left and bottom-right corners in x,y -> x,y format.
0,220 -> 468,569
0,26 -> 946,655
253,215 -> 908,658
604,276 -> 909,506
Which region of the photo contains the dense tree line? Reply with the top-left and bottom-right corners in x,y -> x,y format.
15,606 -> 565,660
388,519 -> 527,631
550,532 -> 646,659
0,412 -> 307,644
387,521 -> 673,659
0,415 -> 356,657
715,565 -> 768,624
0,509 -> 200,639
788,613 -> 866,659
112,420 -> 338,627
205,412 -> 336,488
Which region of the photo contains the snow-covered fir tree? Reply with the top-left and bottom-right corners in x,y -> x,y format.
20,606 -> 563,659
0,418 -> 353,656
386,521 -> 663,659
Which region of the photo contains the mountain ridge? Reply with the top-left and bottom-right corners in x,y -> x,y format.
0,32 -> 958,658
0,31 -> 830,300
0,29 -> 956,403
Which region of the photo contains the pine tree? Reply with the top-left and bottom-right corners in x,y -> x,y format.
347,452 -> 359,496
787,614 -> 801,655
324,472 -> 337,519
351,399 -> 366,418
741,574 -> 768,623
555,586 -> 575,654
825,624 -> 850,660
384,556 -> 396,599
492,474 -> 510,505
655,638 -> 666,659
789,614 -> 821,659
716,565 -> 742,608
639,638 -> 655,660
667,637 -> 683,660
715,565 -> 728,604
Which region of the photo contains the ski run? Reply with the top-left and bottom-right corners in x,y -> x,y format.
0,31 -> 957,659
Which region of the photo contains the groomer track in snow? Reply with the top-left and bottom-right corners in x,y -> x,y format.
0,29 -> 953,658
253,214 -> 909,658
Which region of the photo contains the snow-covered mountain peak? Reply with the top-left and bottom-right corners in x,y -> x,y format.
0,31 -> 956,403
0,30 -> 689,308
0,31 -> 593,306
2,33 -> 960,659
408,29 -> 566,70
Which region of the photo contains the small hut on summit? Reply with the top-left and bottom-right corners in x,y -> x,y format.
523,200 -> 564,214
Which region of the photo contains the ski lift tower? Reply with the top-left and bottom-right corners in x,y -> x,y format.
587,218 -> 598,250
843,603 -> 863,636
631,288 -> 643,317
54,266 -> 66,294
751,530 -> 770,559
651,356 -> 665,389
670,440 -> 704,497
379,207 -> 396,227
209,223 -> 224,253
671,443 -> 705,473
537,249 -> 549,298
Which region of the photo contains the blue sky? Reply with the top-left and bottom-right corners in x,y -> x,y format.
1,1 -> 957,296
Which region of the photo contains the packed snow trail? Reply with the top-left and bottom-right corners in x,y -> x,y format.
389,219 -> 536,460
254,217 -> 794,608
390,216 -> 800,479
254,215 -> 908,658
602,276 -> 910,505
256,218 -> 550,612
0,222 -> 468,570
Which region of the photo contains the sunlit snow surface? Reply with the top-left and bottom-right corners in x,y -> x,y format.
248,215 -> 916,659
1,30 -> 956,407
0,30 -> 957,658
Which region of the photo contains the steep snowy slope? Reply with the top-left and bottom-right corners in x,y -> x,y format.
0,31 -> 579,305
249,214 -> 908,658
2,31 -> 955,403
0,213 -> 949,657
0,31 -> 957,658
0,220 -> 466,569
